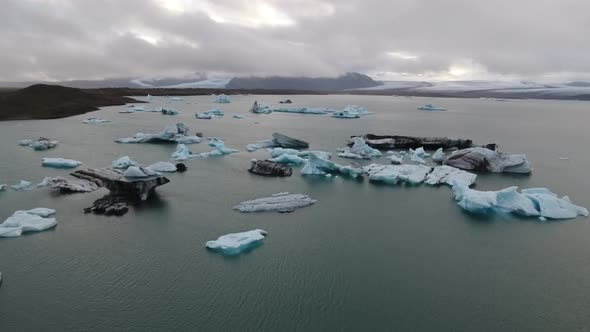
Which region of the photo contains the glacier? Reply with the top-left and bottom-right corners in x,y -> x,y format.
112,156 -> 137,169
0,208 -> 57,238
206,229 -> 267,255
42,158 -> 82,169
233,192 -> 316,213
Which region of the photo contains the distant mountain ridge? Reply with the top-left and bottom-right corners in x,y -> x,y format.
226,72 -> 382,90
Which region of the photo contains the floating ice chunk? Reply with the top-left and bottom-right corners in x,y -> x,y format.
112,156 -> 137,169
271,154 -> 307,165
331,110 -> 360,119
45,177 -> 99,193
342,105 -> 369,115
116,123 -> 200,144
272,107 -> 331,114
161,108 -> 178,115
298,151 -> 332,160
301,152 -> 363,178
36,177 -> 51,187
123,166 -> 160,178
0,184 -> 6,191
206,229 -> 267,255
432,148 -> 445,162
196,109 -> 224,119
83,118 -> 111,124
387,155 -> 403,164
269,148 -> 300,157
119,109 -> 134,113
146,94 -> 153,100
195,113 -> 212,119
233,193 -> 316,212
18,139 -> 34,146
233,115 -> 244,119
172,144 -> 193,161
198,138 -> 239,157
246,139 -> 277,152
417,104 -> 447,111
146,161 -> 177,172
249,101 -> 272,114
522,188 -> 589,219
175,136 -> 202,144
170,96 -> 183,101
363,164 -> 432,185
42,158 -> 81,169
0,208 -> 57,238
444,147 -> 532,173
424,166 -> 476,187
19,138 -> 59,150
213,94 -> 231,103
134,105 -> 145,111
11,180 -> 32,191
338,137 -> 382,159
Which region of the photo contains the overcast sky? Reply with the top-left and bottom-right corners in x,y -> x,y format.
1,0 -> 589,82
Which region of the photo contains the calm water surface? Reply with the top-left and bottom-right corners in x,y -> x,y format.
1,95 -> 589,331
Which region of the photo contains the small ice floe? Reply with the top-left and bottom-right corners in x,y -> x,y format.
213,94 -> 231,103
83,118 -> 111,124
246,133 -> 310,152
452,184 -> 588,220
11,180 -> 32,191
19,138 -> 59,151
119,109 -> 134,113
41,158 -> 82,169
196,109 -> 224,119
146,161 -> 177,172
301,152 -> 363,178
172,144 -> 193,161
0,208 -> 57,238
199,138 -> 239,158
123,166 -> 160,178
36,177 -> 51,187
45,177 -> 100,193
331,110 -> 360,118
363,164 -> 432,185
134,105 -> 145,111
410,147 -> 428,164
337,137 -> 382,159
116,123 -> 201,144
424,166 -> 476,187
146,94 -> 153,100
249,101 -> 272,114
387,155 -> 403,165
444,147 -> 532,174
112,156 -> 137,169
558,157 -> 569,160
206,229 -> 267,255
233,115 -> 244,119
270,154 -> 307,166
170,96 -> 183,101
233,192 -> 316,213
417,104 -> 447,111
161,108 -> 178,115
432,148 -> 445,163
273,107 -> 331,114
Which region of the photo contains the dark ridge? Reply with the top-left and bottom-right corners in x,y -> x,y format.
226,72 -> 382,90
0,84 -> 140,120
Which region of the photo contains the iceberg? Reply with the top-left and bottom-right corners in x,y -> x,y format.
342,105 -> 369,115
119,109 -> 134,113
424,166 -> 476,187
0,208 -> 57,238
331,110 -> 360,118
452,184 -> 588,219
206,229 -> 267,255
146,161 -> 177,172
123,166 -> 160,178
213,94 -> 231,103
19,137 -> 59,150
246,133 -> 309,152
363,164 -> 432,185
11,180 -> 32,191
134,105 -> 145,111
45,177 -> 100,193
410,148 -> 427,164
116,123 -> 201,144
387,154 -> 403,165
337,137 -> 382,159
161,108 -> 178,115
170,96 -> 183,101
233,193 -> 316,213
196,109 -> 224,119
112,156 -> 137,169
269,147 -> 301,158
18,139 -> 34,146
83,118 -> 111,124
198,138 -> 239,158
270,154 -> 307,166
172,144 -> 193,161
301,152 -> 363,178
42,157 -> 82,169
249,101 -> 272,114
272,107 -> 331,114
36,177 -> 51,187
233,115 -> 244,119
444,147 -> 532,173
432,148 -> 445,162
417,104 -> 447,111
0,184 -> 6,191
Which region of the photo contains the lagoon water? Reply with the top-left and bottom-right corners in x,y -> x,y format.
1,95 -> 590,331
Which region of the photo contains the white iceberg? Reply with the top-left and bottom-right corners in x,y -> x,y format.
170,96 -> 183,101
119,109 -> 134,113
363,164 -> 432,185
42,158 -> 82,169
269,147 -> 301,158
0,208 -> 57,238
19,138 -> 59,150
11,180 -> 32,191
134,105 -> 145,111
146,161 -> 177,172
338,137 -> 382,159
123,166 -> 160,178
36,177 -> 51,187
213,94 -> 231,103
206,229 -> 267,255
301,152 -> 363,178
424,166 -> 476,187
342,105 -> 369,115
432,148 -> 445,162
116,124 -> 201,144
417,104 -> 447,111
112,156 -> 137,169
83,118 -> 111,124
233,193 -> 316,212
18,139 -> 34,146
387,155 -> 403,164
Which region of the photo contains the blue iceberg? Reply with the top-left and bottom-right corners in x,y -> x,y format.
206,229 -> 267,255
338,137 -> 382,159
213,94 -> 231,103
301,152 -> 363,178
42,158 -> 82,169
112,156 -> 137,169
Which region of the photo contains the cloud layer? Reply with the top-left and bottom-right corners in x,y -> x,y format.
2,0 -> 589,82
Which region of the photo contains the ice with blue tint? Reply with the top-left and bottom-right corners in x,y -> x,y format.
301,152 -> 363,178
432,148 -> 445,162
338,137 -> 382,159
363,164 -> 432,185
198,138 -> 239,157
42,158 -> 82,169
249,101 -> 272,114
172,144 -> 193,161
112,156 -> 137,169
0,184 -> 6,191
331,110 -> 360,119
0,208 -> 57,238
170,96 -> 183,101
206,229 -> 267,255
387,155 -> 403,164
342,105 -> 369,115
270,148 -> 300,158
123,166 -> 160,178
273,107 -> 332,114
213,94 -> 231,103
11,180 -> 32,191
451,184 -> 588,219
409,147 -> 429,164
417,104 -> 447,111
36,177 -> 51,187
146,161 -> 177,172
83,118 -> 111,124
233,192 -> 316,212
133,105 -> 145,111
271,154 -> 307,165
116,124 -> 201,144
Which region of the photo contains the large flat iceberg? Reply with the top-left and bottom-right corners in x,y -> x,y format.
363,164 -> 432,185
233,192 -> 316,213
0,208 -> 57,238
146,161 -> 177,172
42,158 -> 82,169
206,229 -> 267,255
424,166 -> 477,187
